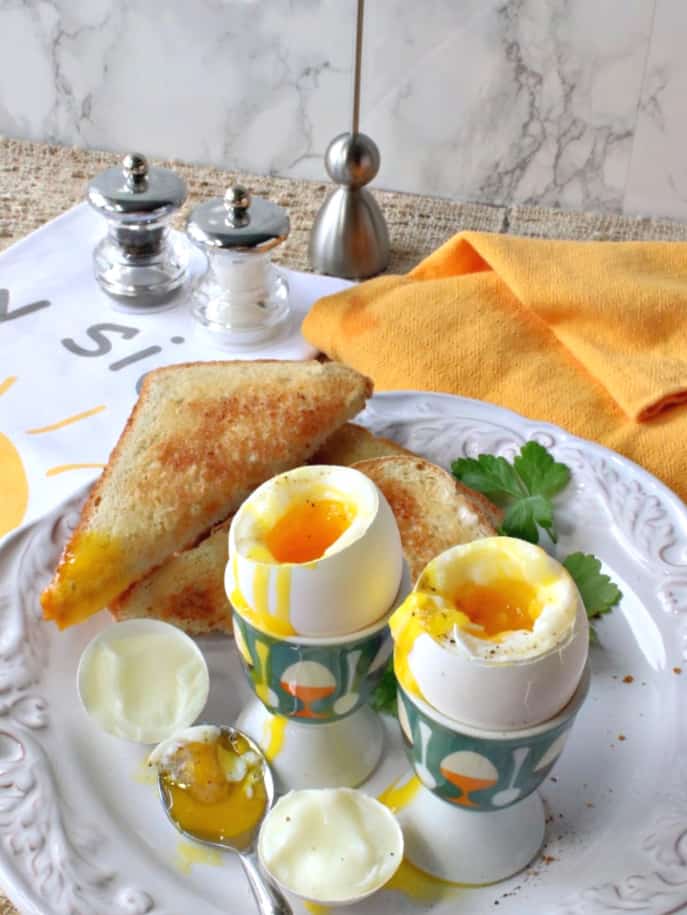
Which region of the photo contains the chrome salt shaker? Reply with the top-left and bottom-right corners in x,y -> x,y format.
186,186 -> 290,346
87,153 -> 188,309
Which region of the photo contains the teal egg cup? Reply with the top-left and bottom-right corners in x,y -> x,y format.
393,662 -> 591,883
231,604 -> 394,791
232,607 -> 391,723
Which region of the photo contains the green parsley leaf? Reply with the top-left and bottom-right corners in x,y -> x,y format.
370,658 -> 397,716
453,441 -> 569,544
513,441 -> 571,499
563,552 -> 623,621
500,493 -> 554,544
450,455 -> 525,504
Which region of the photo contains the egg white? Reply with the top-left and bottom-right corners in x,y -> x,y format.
391,538 -> 590,730
258,788 -> 403,903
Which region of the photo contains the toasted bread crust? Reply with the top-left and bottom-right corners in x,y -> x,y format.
352,456 -> 502,582
312,422 -> 412,465
41,360 -> 372,627
113,443 -> 502,634
110,519 -> 233,635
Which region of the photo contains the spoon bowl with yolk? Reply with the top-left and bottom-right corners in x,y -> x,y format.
151,725 -> 292,915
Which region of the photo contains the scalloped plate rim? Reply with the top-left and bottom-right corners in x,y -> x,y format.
0,389 -> 685,915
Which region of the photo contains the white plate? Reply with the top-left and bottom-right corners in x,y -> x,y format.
1,391 -> 686,915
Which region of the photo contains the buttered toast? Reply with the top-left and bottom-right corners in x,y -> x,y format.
311,422 -> 412,465
110,518 -> 234,635
109,423 -> 407,633
41,360 -> 372,629
112,444 -> 502,634
353,456 -> 503,582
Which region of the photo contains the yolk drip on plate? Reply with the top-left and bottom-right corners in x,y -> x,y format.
264,498 -> 355,563
159,732 -> 267,845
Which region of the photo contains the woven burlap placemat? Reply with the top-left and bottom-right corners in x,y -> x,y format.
1,136 -> 686,915
2,137 -> 687,276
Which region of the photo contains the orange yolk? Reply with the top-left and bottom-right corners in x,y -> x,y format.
41,531 -> 128,629
264,499 -> 354,563
160,735 -> 267,845
456,579 -> 539,638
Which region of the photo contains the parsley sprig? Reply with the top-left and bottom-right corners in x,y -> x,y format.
451,442 -> 570,543
562,552 -> 622,642
452,441 -> 623,627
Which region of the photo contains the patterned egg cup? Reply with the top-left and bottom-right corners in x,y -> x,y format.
231,602 -> 396,791
232,609 -> 391,724
394,662 -> 591,884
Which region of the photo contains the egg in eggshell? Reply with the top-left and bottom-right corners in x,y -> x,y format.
226,465 -> 403,638
390,537 -> 589,730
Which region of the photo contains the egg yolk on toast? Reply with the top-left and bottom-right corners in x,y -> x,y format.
41,531 -> 129,629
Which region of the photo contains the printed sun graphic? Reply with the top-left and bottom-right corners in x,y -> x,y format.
0,375 -> 105,538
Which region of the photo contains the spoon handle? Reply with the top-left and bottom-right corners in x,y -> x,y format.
239,849 -> 293,915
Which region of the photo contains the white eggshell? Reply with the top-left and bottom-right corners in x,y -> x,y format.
396,538 -> 590,730
405,599 -> 588,730
227,466 -> 403,638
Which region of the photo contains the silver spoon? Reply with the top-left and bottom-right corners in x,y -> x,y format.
157,726 -> 292,915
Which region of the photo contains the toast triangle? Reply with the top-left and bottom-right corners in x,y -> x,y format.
41,360 -> 371,628
111,445 -> 502,634
352,456 -> 502,582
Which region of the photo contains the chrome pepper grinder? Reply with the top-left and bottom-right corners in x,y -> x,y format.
186,186 -> 291,347
309,0 -> 389,279
87,153 -> 188,308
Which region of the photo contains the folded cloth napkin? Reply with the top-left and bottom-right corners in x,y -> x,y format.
302,231 -> 687,503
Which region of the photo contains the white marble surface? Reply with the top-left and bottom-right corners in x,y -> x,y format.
624,0 -> 687,220
0,0 -> 685,220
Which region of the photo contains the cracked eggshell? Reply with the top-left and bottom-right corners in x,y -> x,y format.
227,465 -> 403,638
396,539 -> 590,730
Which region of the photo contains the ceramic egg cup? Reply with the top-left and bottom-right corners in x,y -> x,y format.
232,605 -> 396,790
394,662 -> 591,885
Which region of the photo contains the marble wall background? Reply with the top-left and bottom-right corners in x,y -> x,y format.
0,0 -> 685,221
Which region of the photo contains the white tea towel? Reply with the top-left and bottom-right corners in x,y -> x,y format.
0,203 -> 350,536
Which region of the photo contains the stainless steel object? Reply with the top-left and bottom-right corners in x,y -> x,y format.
186,185 -> 291,347
157,726 -> 292,915
87,153 -> 188,309
309,0 -> 389,279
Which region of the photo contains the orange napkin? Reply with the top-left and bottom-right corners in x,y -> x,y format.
303,232 -> 687,504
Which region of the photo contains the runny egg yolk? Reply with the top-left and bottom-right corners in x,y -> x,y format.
264,498 -> 355,563
455,579 -> 539,637
390,579 -> 542,700
159,734 -> 267,845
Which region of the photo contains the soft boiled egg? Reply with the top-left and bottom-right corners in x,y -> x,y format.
226,465 -> 403,638
390,537 -> 589,730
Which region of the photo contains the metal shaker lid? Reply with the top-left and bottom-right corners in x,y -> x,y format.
87,153 -> 187,218
186,186 -> 289,252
